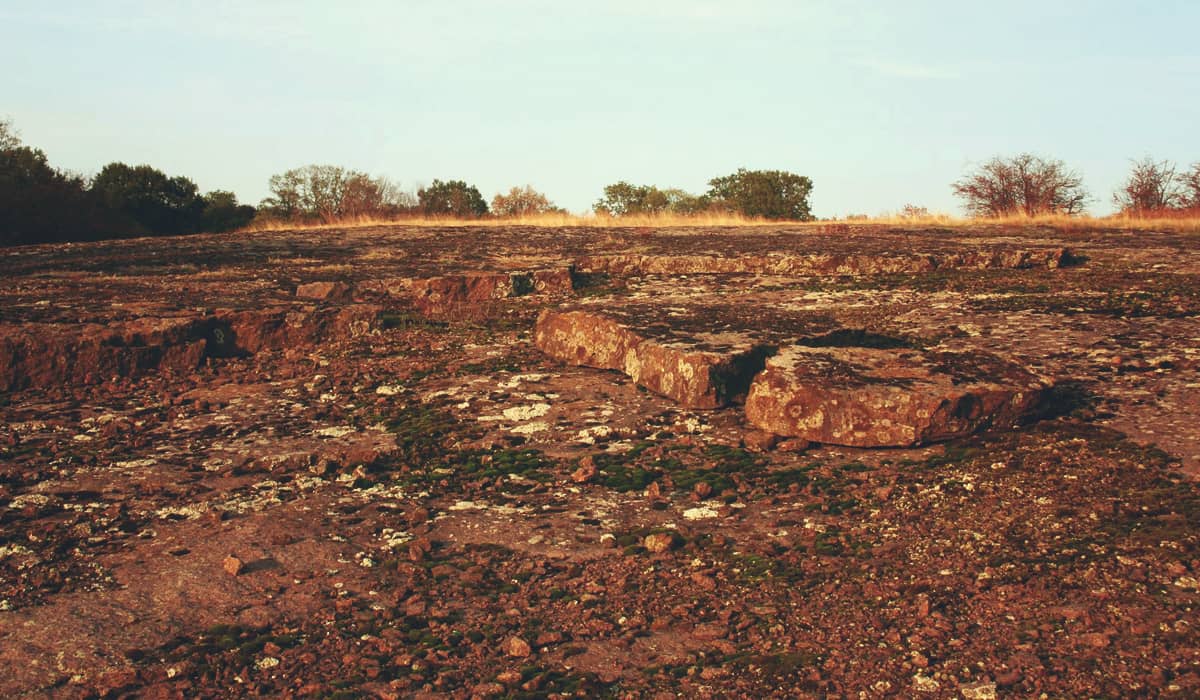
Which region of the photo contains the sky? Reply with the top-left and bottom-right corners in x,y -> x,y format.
2,0 -> 1198,217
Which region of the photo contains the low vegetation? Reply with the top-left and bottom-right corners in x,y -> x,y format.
2,116 -> 1199,246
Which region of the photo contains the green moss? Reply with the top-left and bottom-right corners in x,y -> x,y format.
768,463 -> 818,490
379,312 -> 447,331
733,553 -> 781,581
922,444 -> 979,470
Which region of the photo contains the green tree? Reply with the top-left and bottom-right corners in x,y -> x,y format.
705,168 -> 814,220
199,190 -> 257,232
661,188 -> 712,215
91,163 -> 206,235
594,182 -> 716,217
418,179 -> 489,218
1,125 -> 125,246
594,182 -> 670,216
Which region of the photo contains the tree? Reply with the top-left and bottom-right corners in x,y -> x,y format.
91,163 -> 206,235
661,188 -> 712,215
418,179 -> 488,218
1,144 -> 105,246
952,154 -> 1088,217
261,165 -> 410,222
263,165 -> 348,222
1113,158 -> 1182,215
0,117 -> 21,151
594,182 -> 669,216
199,190 -> 257,232
705,168 -> 814,220
491,185 -> 561,217
1,120 -> 130,245
1181,163 -> 1200,210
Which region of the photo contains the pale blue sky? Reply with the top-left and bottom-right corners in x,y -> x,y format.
3,1 -> 1198,216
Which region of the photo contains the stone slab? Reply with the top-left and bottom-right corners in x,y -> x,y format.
534,309 -> 773,409
744,346 -> 1051,447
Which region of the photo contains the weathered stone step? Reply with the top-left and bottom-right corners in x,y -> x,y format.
576,248 -> 1072,277
744,346 -> 1050,447
0,305 -> 386,392
534,309 -> 773,409
0,317 -> 212,392
356,268 -> 575,318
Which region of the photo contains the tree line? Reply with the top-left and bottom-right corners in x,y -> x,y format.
255,166 -> 813,223
4,115 -> 1200,247
1,119 -> 257,247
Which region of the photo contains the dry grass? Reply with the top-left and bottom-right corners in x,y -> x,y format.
838,212 -> 1200,233
237,211 -> 1200,235
238,211 -> 782,233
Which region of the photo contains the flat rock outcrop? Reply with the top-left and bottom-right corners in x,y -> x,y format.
0,305 -> 386,391
5,224 -> 1200,698
403,268 -> 574,317
745,346 -> 1051,447
0,317 -> 210,392
535,309 -> 773,409
576,248 -> 1071,277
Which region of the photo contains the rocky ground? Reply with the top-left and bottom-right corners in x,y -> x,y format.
1,223 -> 1198,698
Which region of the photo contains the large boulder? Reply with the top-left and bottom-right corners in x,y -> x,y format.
744,346 -> 1050,447
534,309 -> 772,409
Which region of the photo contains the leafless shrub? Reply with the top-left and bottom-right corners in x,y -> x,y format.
1113,158 -> 1182,215
953,154 -> 1088,217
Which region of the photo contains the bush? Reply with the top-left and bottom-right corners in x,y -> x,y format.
953,154 -> 1088,217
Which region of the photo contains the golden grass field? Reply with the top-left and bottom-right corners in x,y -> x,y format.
238,211 -> 1200,234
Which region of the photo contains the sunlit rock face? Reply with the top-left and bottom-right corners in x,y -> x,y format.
745,346 -> 1051,447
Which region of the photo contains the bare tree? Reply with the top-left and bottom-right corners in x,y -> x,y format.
1181,162 -> 1200,210
953,154 -> 1088,217
0,118 -> 21,151
1113,158 -> 1182,214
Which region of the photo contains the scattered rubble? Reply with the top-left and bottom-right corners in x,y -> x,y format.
0,224 -> 1197,697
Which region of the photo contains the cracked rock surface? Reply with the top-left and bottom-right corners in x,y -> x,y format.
0,223 -> 1198,698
